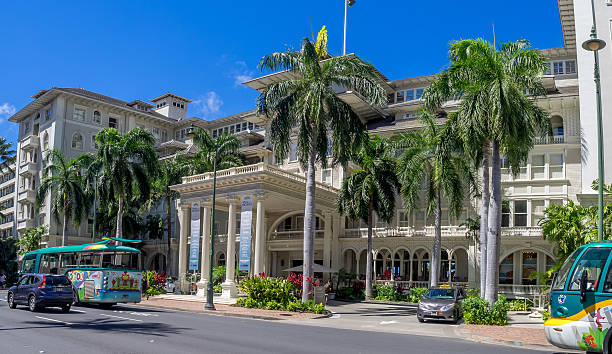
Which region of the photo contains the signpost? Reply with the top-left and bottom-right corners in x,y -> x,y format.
189,202 -> 200,271
239,196 -> 253,271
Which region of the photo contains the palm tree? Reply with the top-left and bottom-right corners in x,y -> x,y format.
0,137 -> 16,172
395,111 -> 475,288
188,130 -> 242,175
36,149 -> 89,246
145,156 -> 190,271
337,135 -> 399,299
424,39 -> 550,304
94,128 -> 159,240
258,30 -> 386,302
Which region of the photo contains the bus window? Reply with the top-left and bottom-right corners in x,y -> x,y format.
568,248 -> 611,291
102,254 -> 113,268
603,262 -> 612,292
22,254 -> 36,273
61,253 -> 77,268
118,253 -> 138,270
80,254 -> 101,267
39,254 -> 60,274
552,247 -> 583,290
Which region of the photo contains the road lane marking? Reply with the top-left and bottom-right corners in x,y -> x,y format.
129,312 -> 158,317
100,313 -> 143,322
0,298 -> 6,301
70,309 -> 86,313
380,320 -> 399,325
35,316 -> 73,325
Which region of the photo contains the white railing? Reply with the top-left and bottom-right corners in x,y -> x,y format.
270,230 -> 324,240
341,226 -> 469,238
181,162 -> 338,194
498,284 -> 547,297
534,135 -> 579,145
501,226 -> 542,237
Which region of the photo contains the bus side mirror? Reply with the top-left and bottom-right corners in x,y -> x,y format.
580,270 -> 588,302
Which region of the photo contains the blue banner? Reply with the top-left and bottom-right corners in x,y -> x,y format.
189,202 -> 200,271
238,196 -> 253,271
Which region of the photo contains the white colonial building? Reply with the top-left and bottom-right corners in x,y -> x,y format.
6,0 -> 610,299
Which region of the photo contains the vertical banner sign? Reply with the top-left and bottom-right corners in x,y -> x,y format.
239,196 -> 253,271
188,202 -> 201,271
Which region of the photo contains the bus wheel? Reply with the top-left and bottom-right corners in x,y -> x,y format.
604,329 -> 612,354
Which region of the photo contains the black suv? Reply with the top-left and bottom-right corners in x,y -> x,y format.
8,274 -> 73,312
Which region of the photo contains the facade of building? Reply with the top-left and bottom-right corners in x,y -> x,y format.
6,0 -> 610,298
0,162 -> 16,239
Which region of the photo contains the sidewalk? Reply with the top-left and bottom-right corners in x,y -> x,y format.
137,295 -> 326,321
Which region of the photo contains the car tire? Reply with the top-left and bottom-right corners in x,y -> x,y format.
28,295 -> 38,312
61,304 -> 71,313
7,293 -> 16,309
72,288 -> 81,306
418,317 -> 425,323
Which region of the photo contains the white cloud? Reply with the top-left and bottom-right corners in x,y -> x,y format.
0,103 -> 16,116
193,92 -> 223,116
231,61 -> 254,86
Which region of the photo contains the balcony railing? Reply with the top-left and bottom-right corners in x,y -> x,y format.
341,225 -> 542,238
181,162 -> 338,194
19,161 -> 38,176
269,230 -> 324,240
501,226 -> 542,237
21,135 -> 39,151
17,218 -> 34,230
17,189 -> 36,204
534,135 -> 579,145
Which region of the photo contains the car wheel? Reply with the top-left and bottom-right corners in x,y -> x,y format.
7,293 -> 16,309
418,317 -> 425,323
61,304 -> 71,313
28,295 -> 38,312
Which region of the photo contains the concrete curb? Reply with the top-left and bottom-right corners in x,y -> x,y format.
134,302 -> 332,322
457,327 -> 558,352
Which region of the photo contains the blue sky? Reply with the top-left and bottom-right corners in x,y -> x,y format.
0,1 -> 563,146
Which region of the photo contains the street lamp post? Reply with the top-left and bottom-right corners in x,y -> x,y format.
582,0 -> 607,241
205,145 -> 217,310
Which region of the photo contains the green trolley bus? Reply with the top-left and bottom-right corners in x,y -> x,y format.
21,238 -> 143,307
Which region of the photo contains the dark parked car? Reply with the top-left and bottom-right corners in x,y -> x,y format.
417,286 -> 466,323
7,274 -> 73,312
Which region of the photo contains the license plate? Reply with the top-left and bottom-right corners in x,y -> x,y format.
428,311 -> 437,316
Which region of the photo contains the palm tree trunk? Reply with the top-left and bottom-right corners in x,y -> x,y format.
62,198 -> 68,247
365,198 -> 374,300
166,197 -> 172,274
480,140 -> 490,298
116,194 -> 124,240
485,139 -> 501,306
431,191 -> 442,288
302,141 -> 317,303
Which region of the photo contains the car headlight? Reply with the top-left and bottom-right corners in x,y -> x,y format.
441,304 -> 455,312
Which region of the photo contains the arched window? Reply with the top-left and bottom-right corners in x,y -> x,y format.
71,132 -> 83,150
43,132 -> 49,151
93,110 -> 101,125
550,115 -> 564,136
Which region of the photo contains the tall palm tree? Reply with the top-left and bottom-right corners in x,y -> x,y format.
258,32 -> 386,302
337,135 -> 399,299
94,128 -> 159,240
395,111 -> 475,288
145,156 -> 190,271
188,130 -> 242,175
36,149 -> 89,246
0,137 -> 16,172
424,39 -> 550,304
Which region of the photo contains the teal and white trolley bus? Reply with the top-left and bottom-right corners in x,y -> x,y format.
21,237 -> 143,307
546,241 -> 612,353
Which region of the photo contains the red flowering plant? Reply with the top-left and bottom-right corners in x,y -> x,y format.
286,273 -> 321,296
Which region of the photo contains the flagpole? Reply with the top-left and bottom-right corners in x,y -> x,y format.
343,0 -> 348,55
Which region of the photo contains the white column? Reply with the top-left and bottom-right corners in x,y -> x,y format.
177,203 -> 190,293
323,212 -> 332,272
253,195 -> 265,275
197,202 -> 211,297
222,197 -> 237,299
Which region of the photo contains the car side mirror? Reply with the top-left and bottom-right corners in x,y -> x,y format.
580,269 -> 588,302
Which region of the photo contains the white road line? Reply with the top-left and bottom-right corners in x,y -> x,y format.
100,313 -> 143,322
0,298 -> 6,302
379,320 -> 399,325
35,316 -> 73,325
70,309 -> 86,313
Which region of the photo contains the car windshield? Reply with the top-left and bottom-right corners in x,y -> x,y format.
425,289 -> 455,299
46,276 -> 71,286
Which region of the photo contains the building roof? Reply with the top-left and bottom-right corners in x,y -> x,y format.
8,87 -> 178,123
557,0 -> 576,50
150,92 -> 193,103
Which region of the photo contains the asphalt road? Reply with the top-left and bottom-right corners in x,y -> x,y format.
0,294 -> 550,354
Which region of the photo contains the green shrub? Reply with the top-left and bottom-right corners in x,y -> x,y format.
212,266 -> 226,286
266,300 -> 283,310
213,284 -> 222,294
244,297 -> 258,308
542,309 -> 550,321
408,287 -> 427,303
509,299 -> 533,311
463,295 -> 509,325
234,298 -> 245,307
239,276 -> 298,306
313,303 -> 327,314
285,302 -> 300,312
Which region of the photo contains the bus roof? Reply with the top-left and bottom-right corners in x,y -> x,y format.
582,241 -> 612,247
24,241 -> 141,256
